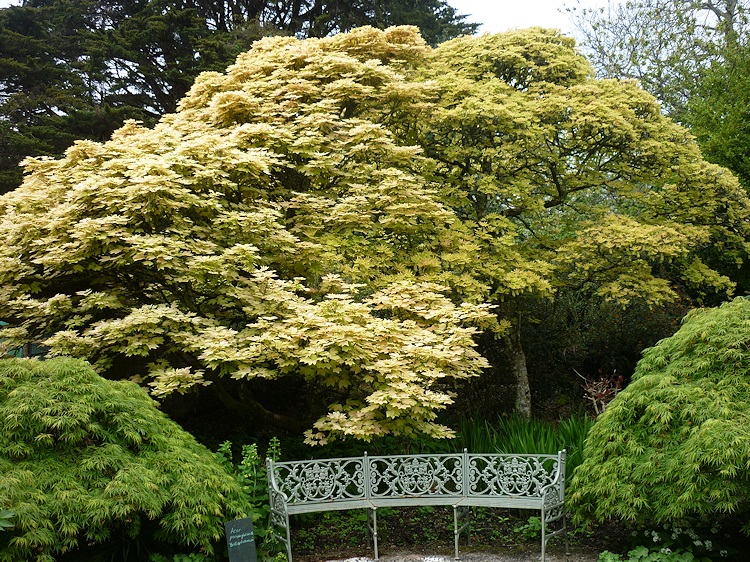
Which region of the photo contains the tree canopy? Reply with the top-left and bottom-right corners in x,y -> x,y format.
569,0 -> 750,292
0,0 -> 476,194
0,26 -> 497,444
0,357 -> 249,561
569,297 -> 750,534
570,0 -> 750,119
1,26 -> 748,439
683,34 -> 750,195
422,28 -> 749,306
419,28 -> 750,413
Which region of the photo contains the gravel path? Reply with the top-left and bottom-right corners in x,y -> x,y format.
341,549 -> 597,561
302,545 -> 601,562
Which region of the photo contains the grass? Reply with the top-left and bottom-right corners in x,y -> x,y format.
456,414 -> 595,485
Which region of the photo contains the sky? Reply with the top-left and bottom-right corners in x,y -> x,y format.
450,0 -> 612,35
0,1 -> 613,34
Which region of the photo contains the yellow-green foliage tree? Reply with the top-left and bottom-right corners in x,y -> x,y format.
418,29 -> 750,414
1,26 -> 748,437
569,297 -> 750,534
0,27 -> 496,444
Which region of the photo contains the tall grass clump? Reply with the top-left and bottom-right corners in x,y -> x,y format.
458,414 -> 594,484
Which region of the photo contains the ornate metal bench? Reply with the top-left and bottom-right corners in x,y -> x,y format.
267,450 -> 568,561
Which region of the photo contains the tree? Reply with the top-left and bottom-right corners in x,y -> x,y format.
518,292 -> 689,414
0,27 -> 495,444
683,50 -> 750,296
0,2 -> 131,192
0,356 -> 249,561
417,28 -> 750,415
0,0 -> 225,194
569,0 -> 750,119
1,26 -> 748,435
189,0 -> 476,43
569,1 -> 750,293
684,43 -> 750,192
569,297 -> 750,535
0,0 -> 476,194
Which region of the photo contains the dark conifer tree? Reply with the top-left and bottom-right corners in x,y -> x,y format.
0,0 -> 476,193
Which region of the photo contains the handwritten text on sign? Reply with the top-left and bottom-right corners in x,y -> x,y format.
225,518 -> 257,562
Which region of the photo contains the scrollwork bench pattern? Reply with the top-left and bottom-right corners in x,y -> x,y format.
267,450 -> 568,561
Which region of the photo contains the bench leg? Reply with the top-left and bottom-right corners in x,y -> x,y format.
453,506 -> 460,561
368,507 -> 379,560
285,513 -> 293,562
453,506 -> 471,561
541,508 -> 569,561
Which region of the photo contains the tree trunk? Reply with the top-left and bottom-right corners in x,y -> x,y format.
211,379 -> 309,434
503,321 -> 532,418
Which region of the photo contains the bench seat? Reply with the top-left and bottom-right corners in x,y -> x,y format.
267,450 -> 568,561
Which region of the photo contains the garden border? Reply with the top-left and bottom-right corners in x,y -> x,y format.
267,449 -> 568,561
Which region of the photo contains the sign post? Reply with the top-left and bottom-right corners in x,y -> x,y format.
225,517 -> 257,562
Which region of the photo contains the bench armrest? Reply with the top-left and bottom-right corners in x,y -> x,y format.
540,480 -> 564,507
540,450 -> 566,519
266,459 -> 290,519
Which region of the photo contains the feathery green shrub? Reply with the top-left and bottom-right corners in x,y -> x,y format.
0,357 -> 249,562
570,297 -> 750,534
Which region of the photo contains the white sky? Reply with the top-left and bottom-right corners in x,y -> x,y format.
0,0 -> 614,36
449,0 -> 612,34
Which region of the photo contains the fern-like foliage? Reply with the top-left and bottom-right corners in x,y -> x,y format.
570,297 -> 750,534
0,357 -> 250,562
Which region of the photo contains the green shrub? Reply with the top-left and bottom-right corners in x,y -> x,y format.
570,298 -> 750,534
598,544 -> 712,562
0,357 -> 249,562
625,523 -> 732,561
513,515 -> 544,540
215,438 -> 282,556
0,509 -> 12,532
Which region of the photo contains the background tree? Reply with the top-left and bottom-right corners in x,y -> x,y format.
417,28 -> 750,416
0,0 -> 234,194
570,0 -> 750,294
570,297 -> 750,536
0,0 -> 476,194
569,0 -> 749,120
683,41 -> 750,193
0,1 -> 127,192
2,26 -> 748,436
0,356 -> 249,561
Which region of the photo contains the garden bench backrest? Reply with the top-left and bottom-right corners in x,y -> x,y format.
267,450 -> 567,561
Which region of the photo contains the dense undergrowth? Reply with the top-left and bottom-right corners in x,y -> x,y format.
2,360 -> 745,562
219,415 -> 745,562
288,505 -> 623,559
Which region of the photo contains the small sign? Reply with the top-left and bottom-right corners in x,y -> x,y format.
225,517 -> 257,562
